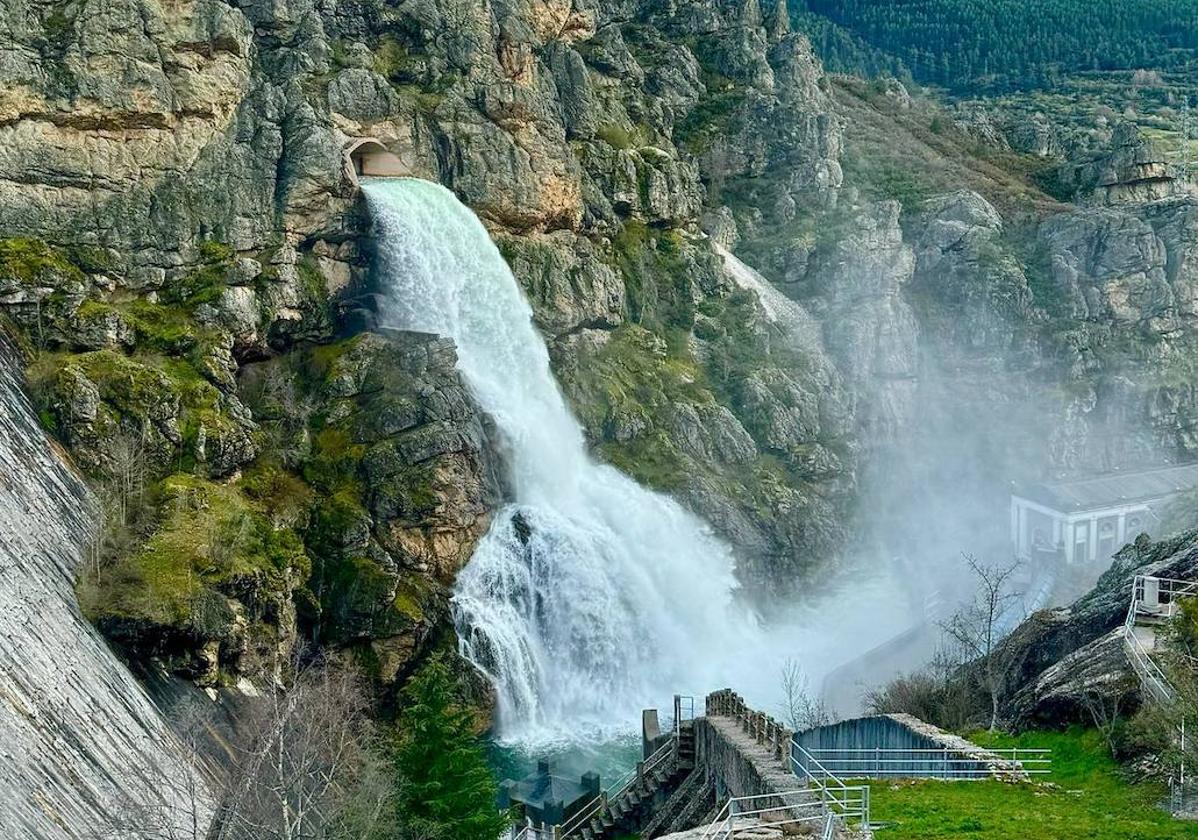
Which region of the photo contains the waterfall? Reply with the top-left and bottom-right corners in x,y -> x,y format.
364,179 -> 759,741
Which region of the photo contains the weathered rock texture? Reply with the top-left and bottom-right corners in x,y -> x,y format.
1,0 -> 862,604
8,0 -> 1198,824
995,530 -> 1198,728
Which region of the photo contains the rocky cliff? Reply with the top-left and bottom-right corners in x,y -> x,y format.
990,529 -> 1198,728
2,0 -> 862,669
7,0 -> 1198,823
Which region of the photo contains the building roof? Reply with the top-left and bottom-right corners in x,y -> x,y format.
1017,462 -> 1198,512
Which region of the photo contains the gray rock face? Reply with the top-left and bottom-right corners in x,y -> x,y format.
1054,122 -> 1177,205
243,330 -> 500,685
996,530 -> 1198,728
0,0 -> 859,589
801,200 -> 919,443
0,336 -> 210,839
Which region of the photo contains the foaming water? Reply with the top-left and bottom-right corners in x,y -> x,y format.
363,179 -> 913,745
364,179 -> 764,742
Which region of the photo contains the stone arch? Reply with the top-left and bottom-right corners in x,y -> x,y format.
343,138 -> 408,185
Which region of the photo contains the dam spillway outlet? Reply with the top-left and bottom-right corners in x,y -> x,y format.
345,138 -> 409,185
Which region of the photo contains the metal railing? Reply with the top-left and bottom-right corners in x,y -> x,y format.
699,790 -> 827,839
1122,575 -> 1198,704
556,736 -> 675,839
1121,574 -> 1197,811
673,694 -> 696,735
793,747 -> 1051,779
1131,576 -> 1198,618
820,812 -> 840,840
790,744 -> 871,826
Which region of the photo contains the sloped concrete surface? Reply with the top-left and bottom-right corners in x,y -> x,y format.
0,337 -> 211,839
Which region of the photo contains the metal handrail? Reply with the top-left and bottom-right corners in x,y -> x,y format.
557,737 -> 675,838
795,747 -> 1051,777
1122,575 -> 1196,704
820,812 -> 839,840
798,747 -> 1050,756
674,694 -> 696,735
699,790 -> 827,840
790,745 -> 871,826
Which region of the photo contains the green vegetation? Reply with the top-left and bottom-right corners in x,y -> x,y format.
868,728 -> 1196,840
0,237 -> 84,286
162,239 -> 233,307
79,473 -> 309,637
672,63 -> 746,155
597,123 -> 636,150
799,0 -> 1198,93
391,656 -> 509,840
830,77 -> 1065,219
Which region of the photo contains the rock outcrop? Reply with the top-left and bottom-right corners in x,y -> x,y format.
996,530 -> 1198,728
9,0 -> 1198,821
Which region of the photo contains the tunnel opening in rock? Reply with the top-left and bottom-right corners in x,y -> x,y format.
345,138 -> 408,184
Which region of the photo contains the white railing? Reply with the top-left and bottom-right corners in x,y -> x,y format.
699,790 -> 826,839
1121,574 -> 1197,811
1131,576 -> 1198,619
556,737 -> 675,839
794,747 -> 1051,778
673,694 -> 696,735
790,745 -> 871,826
1122,575 -> 1198,704
820,812 -> 839,840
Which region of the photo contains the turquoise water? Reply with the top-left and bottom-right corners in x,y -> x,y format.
488,731 -> 642,790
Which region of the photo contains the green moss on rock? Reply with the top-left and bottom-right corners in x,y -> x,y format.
81,473 -> 310,644
0,238 -> 85,287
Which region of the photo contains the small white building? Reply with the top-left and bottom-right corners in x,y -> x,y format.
1011,463 -> 1198,566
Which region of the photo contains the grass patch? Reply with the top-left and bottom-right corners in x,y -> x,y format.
868,728 -> 1195,840
80,473 -> 309,633
597,123 -> 636,150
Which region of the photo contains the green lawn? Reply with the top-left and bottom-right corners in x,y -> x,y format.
866,728 -> 1198,840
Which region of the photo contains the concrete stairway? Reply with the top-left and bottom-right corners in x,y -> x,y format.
576,724 -> 696,840
640,743 -> 714,839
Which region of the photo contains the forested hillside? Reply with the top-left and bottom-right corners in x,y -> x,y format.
796,0 -> 1198,91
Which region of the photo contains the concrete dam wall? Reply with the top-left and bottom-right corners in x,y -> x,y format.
0,337 -> 210,839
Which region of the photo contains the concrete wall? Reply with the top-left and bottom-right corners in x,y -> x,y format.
0,337 -> 212,839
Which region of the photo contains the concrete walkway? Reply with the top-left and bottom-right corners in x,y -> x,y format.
706,714 -> 806,793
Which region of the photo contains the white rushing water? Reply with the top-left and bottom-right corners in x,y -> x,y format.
365,179 -> 761,741
714,244 -> 825,355
363,179 -> 917,743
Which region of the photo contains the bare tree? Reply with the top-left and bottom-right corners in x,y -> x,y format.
87,697 -> 215,840
214,656 -> 393,840
863,646 -> 978,731
938,553 -> 1021,731
780,658 -> 831,732
92,659 -> 392,840
83,428 -> 150,581
1080,686 -> 1127,757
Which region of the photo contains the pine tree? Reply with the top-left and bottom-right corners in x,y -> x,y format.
393,656 -> 508,840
